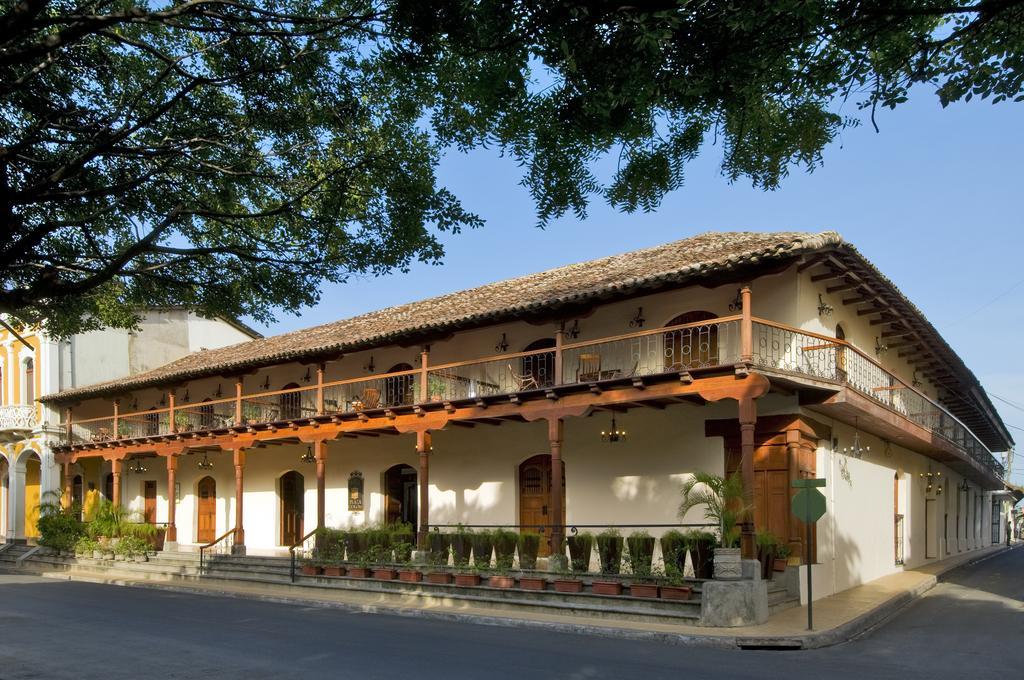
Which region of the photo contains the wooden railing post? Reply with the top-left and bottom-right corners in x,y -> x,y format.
420,346 -> 429,402
741,284 -> 753,364
235,377 -> 243,424
168,391 -> 176,434
316,364 -> 325,416
554,323 -> 564,385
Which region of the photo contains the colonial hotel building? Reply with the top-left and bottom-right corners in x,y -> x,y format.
40,232 -> 1013,601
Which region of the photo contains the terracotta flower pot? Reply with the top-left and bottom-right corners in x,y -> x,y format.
373,568 -> 398,581
773,558 -> 789,573
630,583 -> 658,598
301,564 -> 320,576
398,569 -> 423,583
553,578 -> 583,593
488,575 -> 515,589
323,566 -> 345,577
591,580 -> 623,596
348,566 -> 371,579
519,576 -> 547,591
659,585 -> 692,601
455,573 -> 482,587
426,571 -> 453,585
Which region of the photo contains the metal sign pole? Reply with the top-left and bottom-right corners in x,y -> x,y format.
806,517 -> 813,630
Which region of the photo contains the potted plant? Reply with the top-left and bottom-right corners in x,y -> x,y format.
488,564 -> 515,589
398,541 -> 423,583
626,530 -> 655,576
659,529 -> 688,577
454,565 -> 482,587
659,563 -> 693,601
516,532 -> 541,571
679,472 -> 749,580
493,528 -> 518,571
566,532 -> 594,573
426,532 -> 451,583
596,528 -> 623,575
756,531 -> 779,581
471,530 -> 494,570
390,524 -> 415,562
686,530 -> 716,580
450,527 -> 473,568
629,581 -> 659,598
551,559 -> 583,593
366,527 -> 394,563
773,543 -> 792,575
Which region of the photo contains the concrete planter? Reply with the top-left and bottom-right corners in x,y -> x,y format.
133,555 -> 148,564
591,580 -> 623,596
323,566 -> 345,577
659,585 -> 692,601
398,569 -> 423,583
92,550 -> 103,560
553,579 -> 583,593
519,576 -> 546,591
713,547 -> 742,580
454,573 -> 481,587
301,564 -> 321,576
629,583 -> 658,598
348,567 -> 371,579
426,572 -> 453,585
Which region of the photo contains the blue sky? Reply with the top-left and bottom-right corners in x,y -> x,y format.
248,91 -> 1024,485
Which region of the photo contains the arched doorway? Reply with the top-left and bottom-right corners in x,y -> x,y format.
279,470 -> 305,545
664,311 -> 718,369
196,476 -> 217,543
279,383 -> 303,420
23,452 -> 41,539
383,363 -> 415,407
104,472 -> 114,502
383,464 -> 418,531
522,339 -> 556,387
518,454 -> 565,557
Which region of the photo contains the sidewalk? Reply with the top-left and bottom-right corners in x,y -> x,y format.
36,543 -> 1015,650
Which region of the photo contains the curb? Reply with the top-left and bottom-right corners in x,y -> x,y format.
19,543 -> 1017,651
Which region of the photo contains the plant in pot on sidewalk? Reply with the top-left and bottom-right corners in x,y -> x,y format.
493,528 -> 518,571
625,532 -> 658,598
591,528 -> 624,595
426,532 -> 452,584
115,536 -> 151,563
659,561 -> 693,601
397,541 -> 422,583
551,546 -> 584,593
449,526 -> 473,570
773,542 -> 792,576
471,530 -> 494,571
516,532 -> 546,590
390,524 -> 415,563
755,531 -> 780,581
659,530 -> 688,578
566,531 -> 594,574
679,472 -> 750,580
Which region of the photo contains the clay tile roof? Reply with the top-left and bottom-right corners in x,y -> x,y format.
46,230 -> 835,402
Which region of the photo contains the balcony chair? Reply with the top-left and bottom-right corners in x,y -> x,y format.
576,353 -> 602,382
353,387 -> 381,411
507,364 -> 540,391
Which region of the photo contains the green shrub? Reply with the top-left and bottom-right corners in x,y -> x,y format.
516,532 -> 541,570
492,529 -> 518,570
596,529 -> 624,575
36,492 -> 85,552
566,532 -> 594,573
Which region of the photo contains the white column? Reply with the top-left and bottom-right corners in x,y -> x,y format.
7,464 -> 25,541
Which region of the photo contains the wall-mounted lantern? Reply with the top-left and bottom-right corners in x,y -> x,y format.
629,307 -> 646,328
567,320 -> 580,339
875,337 -> 888,357
495,333 -> 509,353
817,293 -> 834,317
728,288 -> 743,312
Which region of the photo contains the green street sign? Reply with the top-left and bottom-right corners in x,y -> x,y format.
791,487 -> 827,524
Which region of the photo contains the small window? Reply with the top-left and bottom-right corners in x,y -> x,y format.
23,357 -> 34,403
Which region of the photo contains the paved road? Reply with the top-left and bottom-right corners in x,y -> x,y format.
0,547 -> 1020,679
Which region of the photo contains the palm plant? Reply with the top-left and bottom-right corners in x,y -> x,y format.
678,472 -> 750,549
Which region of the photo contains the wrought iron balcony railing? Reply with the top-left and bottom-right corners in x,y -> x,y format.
751,319 -> 1005,479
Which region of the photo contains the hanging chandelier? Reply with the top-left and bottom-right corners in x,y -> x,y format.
601,415 -> 626,443
842,418 -> 871,459
300,445 -> 316,464
197,452 -> 214,470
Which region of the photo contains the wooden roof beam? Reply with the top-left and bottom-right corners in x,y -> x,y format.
826,281 -> 859,294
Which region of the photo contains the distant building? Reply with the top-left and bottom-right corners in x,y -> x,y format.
0,309 -> 259,541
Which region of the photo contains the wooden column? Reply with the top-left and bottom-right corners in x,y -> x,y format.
166,455 -> 178,543
65,407 -> 72,444
168,392 -> 176,433
112,401 -> 120,439
554,323 -> 564,385
419,347 -> 429,402
62,461 -> 72,509
315,439 -> 327,529
111,458 -> 122,506
316,364 -> 325,415
235,377 -> 243,424
233,448 -> 246,552
549,418 -> 564,556
786,427 -> 801,557
740,284 -> 753,364
417,431 -> 431,547
739,397 -> 756,560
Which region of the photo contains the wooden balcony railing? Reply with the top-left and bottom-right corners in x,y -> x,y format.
58,313 -> 1005,481
751,319 -> 1005,480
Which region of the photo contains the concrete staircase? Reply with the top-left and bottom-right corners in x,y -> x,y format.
4,548 -> 798,625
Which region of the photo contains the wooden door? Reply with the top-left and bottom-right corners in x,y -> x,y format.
280,471 -> 304,546
197,476 -> 216,544
143,480 -> 157,524
519,455 -> 565,556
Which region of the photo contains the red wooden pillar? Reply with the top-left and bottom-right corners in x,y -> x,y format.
166,454 -> 178,543
315,439 -> 327,529
739,397 -> 756,560
786,427 -> 801,558
549,418 -> 564,556
233,448 -> 246,553
111,458 -> 122,506
62,461 -> 72,509
740,284 -> 753,364
417,431 -> 431,548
